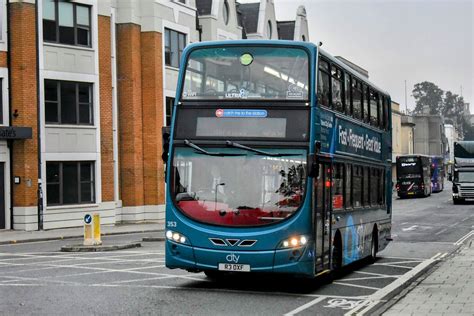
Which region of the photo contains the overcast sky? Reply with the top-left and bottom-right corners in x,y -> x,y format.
269,0 -> 473,113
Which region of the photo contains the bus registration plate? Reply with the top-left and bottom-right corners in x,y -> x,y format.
218,263 -> 250,272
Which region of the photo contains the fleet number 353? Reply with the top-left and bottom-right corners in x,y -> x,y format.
167,221 -> 177,227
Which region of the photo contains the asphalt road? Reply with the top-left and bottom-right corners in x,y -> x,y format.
0,186 -> 472,316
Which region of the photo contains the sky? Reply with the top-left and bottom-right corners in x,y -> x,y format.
267,0 -> 473,113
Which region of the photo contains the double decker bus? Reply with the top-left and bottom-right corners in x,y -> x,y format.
163,40 -> 392,278
430,156 -> 445,193
396,155 -> 432,198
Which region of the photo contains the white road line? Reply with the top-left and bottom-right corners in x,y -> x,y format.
376,260 -> 422,265
344,252 -> 442,315
402,225 -> 418,232
353,271 -> 401,278
449,222 -> 460,228
333,282 -> 381,291
283,296 -> 327,316
373,264 -> 414,269
435,228 -> 448,236
341,276 -> 398,282
381,256 -> 424,261
454,230 -> 474,245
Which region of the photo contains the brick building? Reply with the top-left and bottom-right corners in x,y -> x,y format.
1,0 -> 309,231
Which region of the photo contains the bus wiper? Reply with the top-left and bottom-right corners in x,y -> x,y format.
226,141 -> 297,157
184,139 -> 244,157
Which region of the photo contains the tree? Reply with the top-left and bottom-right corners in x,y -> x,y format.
442,91 -> 458,117
412,81 -> 444,115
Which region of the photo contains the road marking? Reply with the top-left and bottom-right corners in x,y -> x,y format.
283,296 -> 327,316
461,217 -> 469,222
373,263 -> 413,269
344,252 -> 442,315
435,228 -> 448,235
340,276 -> 398,282
402,225 -> 418,231
323,298 -> 369,310
376,260 -> 423,265
333,282 -> 381,291
449,222 -> 460,228
353,271 -> 400,278
381,256 -> 424,261
454,230 -> 474,245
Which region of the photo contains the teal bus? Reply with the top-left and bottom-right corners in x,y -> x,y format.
163,40 -> 392,278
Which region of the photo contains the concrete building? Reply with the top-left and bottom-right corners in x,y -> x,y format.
276,5 -> 309,41
196,0 -> 243,41
391,101 -> 402,183
401,114 -> 415,155
239,0 -> 278,39
413,115 -> 448,157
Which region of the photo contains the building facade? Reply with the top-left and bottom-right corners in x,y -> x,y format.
391,101 -> 402,183
401,114 -> 415,156
1,0 -> 311,231
413,115 -> 448,157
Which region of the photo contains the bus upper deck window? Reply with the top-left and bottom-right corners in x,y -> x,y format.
318,59 -> 330,107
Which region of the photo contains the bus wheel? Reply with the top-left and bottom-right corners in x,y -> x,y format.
332,234 -> 342,271
370,231 -> 378,263
204,270 -> 225,280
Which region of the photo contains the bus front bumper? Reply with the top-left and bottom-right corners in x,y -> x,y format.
165,241 -> 315,276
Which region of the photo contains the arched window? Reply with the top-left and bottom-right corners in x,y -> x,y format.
223,0 -> 230,25
267,21 -> 272,39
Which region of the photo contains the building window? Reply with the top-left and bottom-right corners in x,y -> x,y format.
46,161 -> 95,206
43,0 -> 91,47
45,80 -> 93,125
165,28 -> 186,68
166,97 -> 174,126
223,0 -> 230,25
267,20 -> 272,39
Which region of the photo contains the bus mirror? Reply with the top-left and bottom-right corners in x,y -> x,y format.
162,126 -> 171,181
307,154 -> 319,177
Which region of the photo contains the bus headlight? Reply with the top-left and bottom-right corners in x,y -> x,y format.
279,235 -> 308,248
166,230 -> 189,245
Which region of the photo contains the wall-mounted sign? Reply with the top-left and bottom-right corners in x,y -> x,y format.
0,127 -> 33,140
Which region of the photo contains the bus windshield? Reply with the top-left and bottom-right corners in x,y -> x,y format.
172,147 -> 307,227
398,157 -> 421,178
182,46 -> 309,101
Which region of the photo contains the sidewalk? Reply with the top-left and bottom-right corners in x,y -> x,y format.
0,221 -> 165,245
383,238 -> 474,315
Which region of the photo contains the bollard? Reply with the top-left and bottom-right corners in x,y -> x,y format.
83,214 -> 93,246
93,213 -> 102,245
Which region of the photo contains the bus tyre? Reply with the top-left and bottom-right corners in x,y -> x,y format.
332,237 -> 342,272
370,232 -> 378,263
204,270 -> 224,280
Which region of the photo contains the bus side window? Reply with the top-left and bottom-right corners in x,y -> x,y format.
318,58 -> 331,107
378,93 -> 383,128
345,164 -> 352,208
363,166 -> 370,206
363,84 -> 370,123
333,163 -> 344,211
352,165 -> 362,207
331,65 -> 344,113
352,79 -> 362,120
378,169 -> 385,205
344,73 -> 352,116
370,168 -> 379,206
370,89 -> 378,126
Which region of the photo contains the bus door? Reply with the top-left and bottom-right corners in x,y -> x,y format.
314,161 -> 332,272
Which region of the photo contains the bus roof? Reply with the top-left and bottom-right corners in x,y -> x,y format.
182,40 -> 391,98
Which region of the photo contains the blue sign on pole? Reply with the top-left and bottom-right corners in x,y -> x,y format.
84,214 -> 92,224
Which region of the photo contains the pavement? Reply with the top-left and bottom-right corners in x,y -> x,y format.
0,221 -> 165,245
382,237 -> 474,316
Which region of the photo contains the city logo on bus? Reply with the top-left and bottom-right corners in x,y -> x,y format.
338,125 -> 381,154
226,253 -> 240,263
